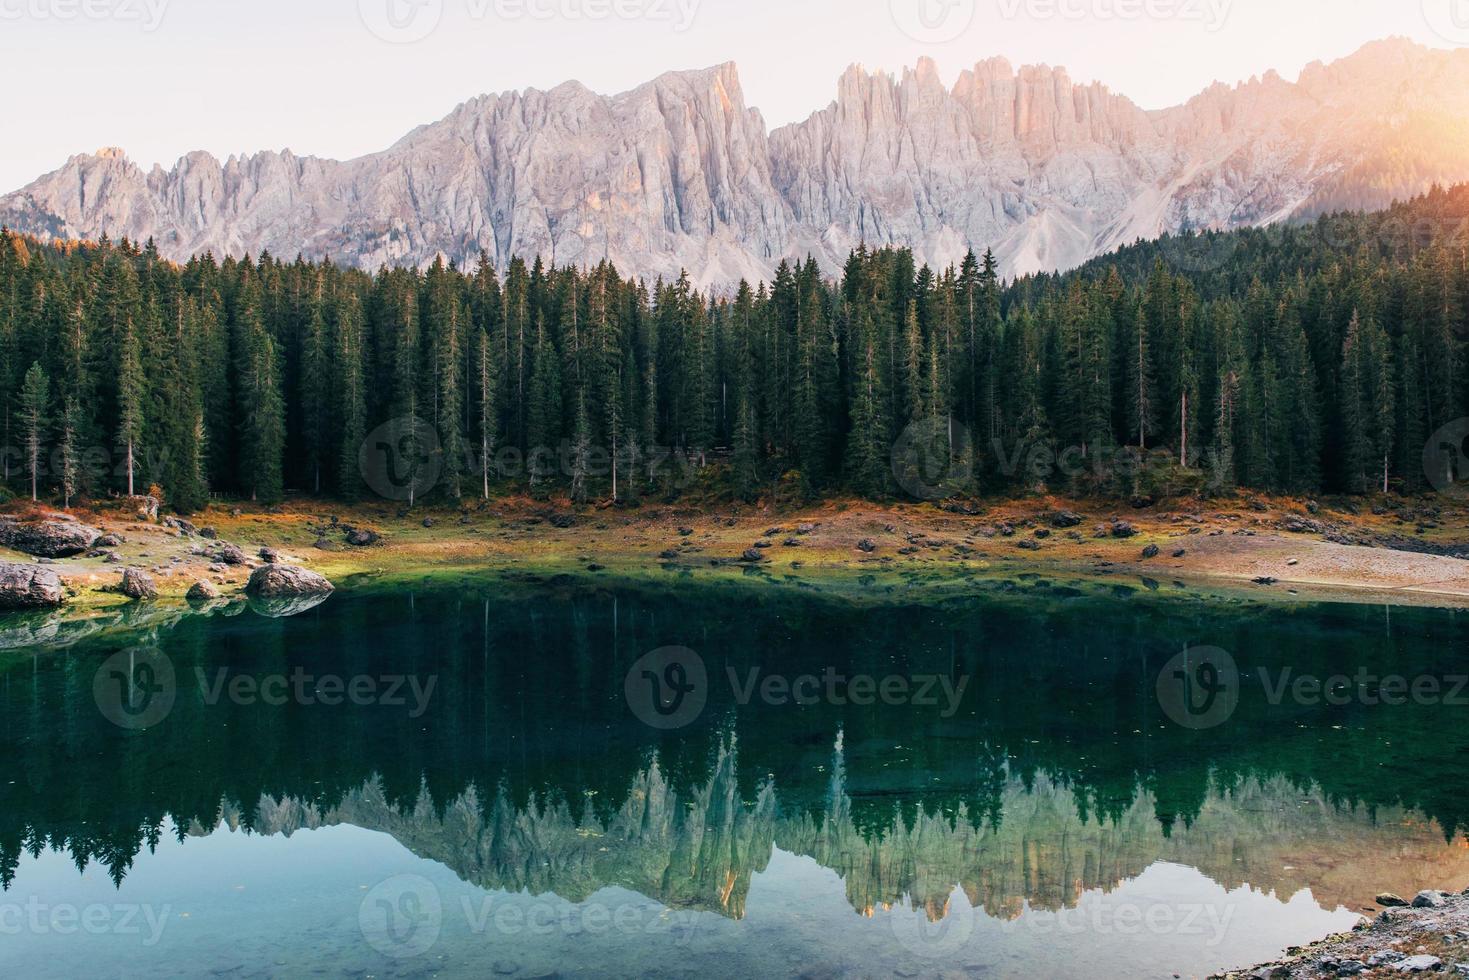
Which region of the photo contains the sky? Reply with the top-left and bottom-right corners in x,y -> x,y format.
0,0 -> 1465,194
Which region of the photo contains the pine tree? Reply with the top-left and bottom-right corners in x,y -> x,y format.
20,361 -> 48,502
59,396 -> 82,509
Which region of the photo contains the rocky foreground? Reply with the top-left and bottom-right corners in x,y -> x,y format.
1217,890 -> 1469,979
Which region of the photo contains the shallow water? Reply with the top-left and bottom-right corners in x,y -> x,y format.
1,581 -> 1466,978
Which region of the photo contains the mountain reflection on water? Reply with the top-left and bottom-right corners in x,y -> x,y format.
1,581 -> 1467,977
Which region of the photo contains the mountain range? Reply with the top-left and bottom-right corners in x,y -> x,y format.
5,37 -> 1469,285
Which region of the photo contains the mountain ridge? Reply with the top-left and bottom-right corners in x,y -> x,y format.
5,37 -> 1469,285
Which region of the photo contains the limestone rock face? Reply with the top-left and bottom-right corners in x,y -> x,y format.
0,562 -> 65,609
5,39 -> 1469,284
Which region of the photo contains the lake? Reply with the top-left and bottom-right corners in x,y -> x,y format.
1,579 -> 1467,978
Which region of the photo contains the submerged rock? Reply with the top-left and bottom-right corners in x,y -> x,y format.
247,593 -> 332,619
0,561 -> 65,609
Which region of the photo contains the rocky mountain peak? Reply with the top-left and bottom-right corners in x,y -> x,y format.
5,40 -> 1469,285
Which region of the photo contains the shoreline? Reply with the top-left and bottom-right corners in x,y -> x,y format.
3,493 -> 1469,628
1214,890 -> 1469,979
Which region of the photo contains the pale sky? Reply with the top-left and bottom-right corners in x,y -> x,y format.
0,0 -> 1463,193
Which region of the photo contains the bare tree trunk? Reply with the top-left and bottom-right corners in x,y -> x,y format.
1180,392 -> 1188,468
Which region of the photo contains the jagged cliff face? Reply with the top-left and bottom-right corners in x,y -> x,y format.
6,39 -> 1469,285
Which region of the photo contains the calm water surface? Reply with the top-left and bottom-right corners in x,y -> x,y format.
1,579 -> 1467,979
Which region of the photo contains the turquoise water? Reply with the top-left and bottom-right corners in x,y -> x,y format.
1,581 -> 1467,978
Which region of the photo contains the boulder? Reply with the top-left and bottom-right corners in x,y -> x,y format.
245,564 -> 335,599
740,549 -> 765,564
198,526 -> 218,540
856,539 -> 878,553
214,543 -> 249,566
258,547 -> 282,564
0,520 -> 102,558
94,533 -> 123,548
186,580 -> 221,603
163,516 -> 198,536
120,568 -> 158,600
1375,893 -> 1408,908
1049,510 -> 1084,529
1395,956 -> 1442,973
1110,521 -> 1137,539
1410,890 -> 1446,909
126,495 -> 160,521
345,528 -> 380,547
1141,545 -> 1160,559
0,561 -> 65,609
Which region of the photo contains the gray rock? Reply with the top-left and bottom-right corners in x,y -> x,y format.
1394,956 -> 1442,973
345,528 -> 380,547
214,543 -> 249,566
1141,544 -> 1160,559
1367,951 -> 1405,966
163,516 -> 198,536
120,568 -> 157,600
740,549 -> 765,564
0,561 -> 65,609
856,539 -> 877,553
245,565 -> 335,599
186,580 -> 221,603
1410,890 -> 1446,908
1110,521 -> 1137,539
1376,893 -> 1409,908
0,520 -> 102,558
